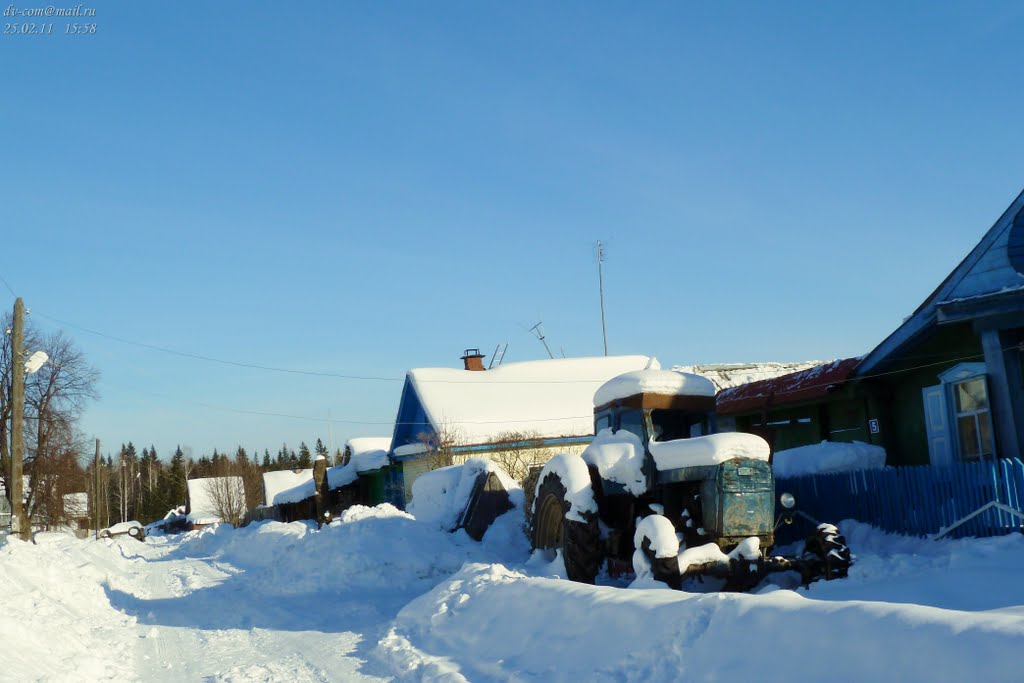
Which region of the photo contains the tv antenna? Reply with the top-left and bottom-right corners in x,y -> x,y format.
529,322 -> 554,359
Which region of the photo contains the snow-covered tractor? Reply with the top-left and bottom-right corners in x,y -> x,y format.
531,369 -> 851,591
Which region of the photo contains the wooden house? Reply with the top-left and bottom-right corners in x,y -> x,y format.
383,351 -> 655,507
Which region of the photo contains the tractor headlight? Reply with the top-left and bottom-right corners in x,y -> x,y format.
780,492 -> 796,509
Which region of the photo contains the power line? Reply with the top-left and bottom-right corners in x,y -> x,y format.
0,273 -> 16,298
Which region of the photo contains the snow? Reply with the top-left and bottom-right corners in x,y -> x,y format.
593,368 -> 714,406
346,436 -> 392,464
186,476 -> 244,525
773,440 -> 887,478
581,428 -> 647,495
262,469 -> 313,506
408,459 -> 523,531
408,355 -> 655,444
2,515 -> 1024,681
534,453 -> 597,522
649,432 -> 770,469
326,437 -> 393,491
672,361 -> 825,391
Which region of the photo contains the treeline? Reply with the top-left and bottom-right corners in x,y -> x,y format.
87,439 -> 343,527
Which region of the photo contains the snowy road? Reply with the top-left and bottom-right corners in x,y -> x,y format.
2,506 -> 1024,682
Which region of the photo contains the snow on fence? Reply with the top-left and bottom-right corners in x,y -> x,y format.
776,457 -> 1024,543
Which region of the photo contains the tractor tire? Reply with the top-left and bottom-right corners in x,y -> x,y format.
531,470 -> 602,584
805,524 -> 852,580
634,515 -> 682,589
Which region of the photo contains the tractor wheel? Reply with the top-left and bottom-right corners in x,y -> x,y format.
633,514 -> 682,589
805,523 -> 852,580
531,470 -> 602,584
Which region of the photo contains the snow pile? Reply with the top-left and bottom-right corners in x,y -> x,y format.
186,476 -> 244,524
534,453 -> 597,522
262,468 -> 314,506
582,428 -> 646,495
0,535 -> 138,681
380,536 -> 1024,682
593,368 -> 713,406
409,355 -> 655,444
409,459 -> 524,532
649,432 -> 770,469
773,440 -> 887,478
672,361 -> 825,391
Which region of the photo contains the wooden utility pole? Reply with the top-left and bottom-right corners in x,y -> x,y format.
94,438 -> 100,540
11,298 -> 27,540
597,240 -> 608,356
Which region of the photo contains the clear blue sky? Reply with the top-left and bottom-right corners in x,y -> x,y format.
2,1 -> 1023,460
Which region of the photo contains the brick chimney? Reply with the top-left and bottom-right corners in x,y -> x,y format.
461,348 -> 486,371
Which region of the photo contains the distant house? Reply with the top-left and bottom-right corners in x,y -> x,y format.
263,469 -> 314,507
186,476 -> 245,526
717,358 -> 870,453
384,350 -> 655,506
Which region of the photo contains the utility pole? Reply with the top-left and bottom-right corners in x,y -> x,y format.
94,438 -> 100,540
11,298 -> 26,540
597,240 -> 609,356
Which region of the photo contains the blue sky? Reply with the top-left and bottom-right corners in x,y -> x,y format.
2,1 -> 1023,460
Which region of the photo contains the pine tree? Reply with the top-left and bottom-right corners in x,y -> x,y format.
262,450 -> 271,469
297,442 -> 312,468
315,438 -> 328,458
167,446 -> 187,508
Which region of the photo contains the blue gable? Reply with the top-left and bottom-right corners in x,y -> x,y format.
388,377 -> 436,452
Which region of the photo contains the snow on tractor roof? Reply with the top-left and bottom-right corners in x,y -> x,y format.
409,355 -> 655,444
593,369 -> 716,407
648,432 -> 770,469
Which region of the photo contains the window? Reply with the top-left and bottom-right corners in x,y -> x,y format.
595,414 -> 612,433
953,377 -> 994,460
617,410 -> 645,440
650,409 -> 709,442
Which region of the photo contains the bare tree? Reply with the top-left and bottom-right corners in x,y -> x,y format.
485,430 -> 545,483
416,420 -> 465,471
1,318 -> 98,532
201,474 -> 246,527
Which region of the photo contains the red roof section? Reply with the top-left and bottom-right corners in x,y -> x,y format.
715,357 -> 862,416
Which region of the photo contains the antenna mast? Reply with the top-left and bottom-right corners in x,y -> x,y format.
529,322 -> 554,359
597,240 -> 608,356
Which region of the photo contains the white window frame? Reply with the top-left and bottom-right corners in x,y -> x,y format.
938,363 -> 996,461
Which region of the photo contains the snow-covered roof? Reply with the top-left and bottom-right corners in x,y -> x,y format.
327,438 -> 392,491
186,477 -> 244,525
593,369 -> 714,407
671,361 -> 826,392
263,469 -> 313,507
407,355 -> 656,445
346,437 -> 392,457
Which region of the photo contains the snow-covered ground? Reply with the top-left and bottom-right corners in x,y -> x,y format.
2,509 -> 1023,682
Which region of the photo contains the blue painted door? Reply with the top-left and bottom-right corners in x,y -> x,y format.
923,385 -> 953,466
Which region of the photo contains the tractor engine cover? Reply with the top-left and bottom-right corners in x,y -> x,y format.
700,457 -> 775,549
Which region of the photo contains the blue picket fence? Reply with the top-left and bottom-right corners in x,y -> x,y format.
775,458 -> 1024,544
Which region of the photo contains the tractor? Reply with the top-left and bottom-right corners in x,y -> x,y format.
530,368 -> 851,591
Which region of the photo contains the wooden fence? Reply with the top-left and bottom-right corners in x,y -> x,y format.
775,458 -> 1024,544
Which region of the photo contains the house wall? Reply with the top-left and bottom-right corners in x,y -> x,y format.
451,442 -> 588,483
867,323 -> 982,466
730,389 -> 870,454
